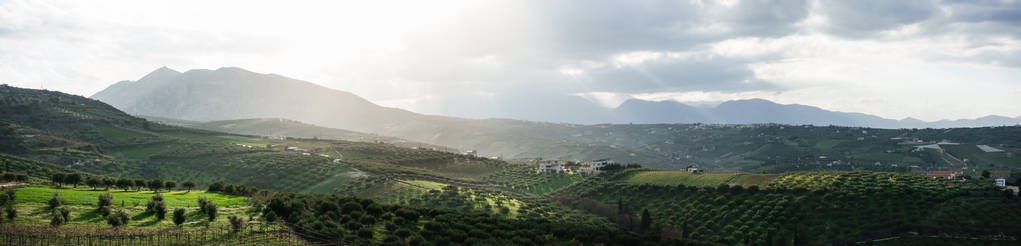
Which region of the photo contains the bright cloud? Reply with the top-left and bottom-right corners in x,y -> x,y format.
1,0 -> 1020,122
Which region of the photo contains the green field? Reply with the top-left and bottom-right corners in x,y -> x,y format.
299,166 -> 357,193
944,144 -> 1020,168
15,185 -> 246,208
9,185 -> 252,228
406,180 -> 447,189
625,171 -> 743,187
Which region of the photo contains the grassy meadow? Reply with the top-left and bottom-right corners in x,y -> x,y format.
624,170 -> 779,187
9,185 -> 253,228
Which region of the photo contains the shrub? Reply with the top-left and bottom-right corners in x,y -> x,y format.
4,190 -> 13,202
206,203 -> 218,221
99,206 -> 112,216
5,203 -> 16,220
50,211 -> 64,226
57,207 -> 69,221
107,210 -> 129,227
228,215 -> 244,231
98,193 -> 113,208
48,193 -> 63,209
173,208 -> 186,226
146,194 -> 167,220
263,210 -> 277,223
197,197 -> 210,213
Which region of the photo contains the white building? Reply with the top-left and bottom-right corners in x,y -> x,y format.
579,159 -> 615,176
587,159 -> 615,169
536,159 -> 565,174
996,178 -> 1007,187
464,150 -> 478,157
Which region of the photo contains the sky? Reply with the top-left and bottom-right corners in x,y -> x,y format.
1,0 -> 1020,122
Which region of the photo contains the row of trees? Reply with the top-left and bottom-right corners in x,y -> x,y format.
46,191 -> 224,228
50,173 -> 196,192
0,173 -> 28,182
260,190 -> 675,245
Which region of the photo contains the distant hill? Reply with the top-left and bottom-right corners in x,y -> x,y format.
611,98 -> 1021,128
90,67 -> 1021,170
91,67 -> 660,163
0,84 -> 367,192
141,116 -> 455,152
94,67 -> 1021,130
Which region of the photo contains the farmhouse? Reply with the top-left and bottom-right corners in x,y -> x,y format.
536,159 -> 565,174
686,166 -> 704,174
995,178 -> 1006,187
464,150 -> 478,157
579,159 -> 615,176
286,146 -> 308,153
926,171 -> 961,180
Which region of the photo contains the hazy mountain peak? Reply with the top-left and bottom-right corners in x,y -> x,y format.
138,66 -> 181,82
93,67 -> 1021,131
213,66 -> 254,73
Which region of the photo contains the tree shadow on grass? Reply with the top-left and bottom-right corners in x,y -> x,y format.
132,211 -> 154,221
188,210 -> 208,221
138,218 -> 162,226
73,209 -> 105,223
28,206 -> 52,217
168,191 -> 189,196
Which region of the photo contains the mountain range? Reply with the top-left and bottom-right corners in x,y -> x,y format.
89,67 -> 1021,167
93,67 -> 1021,129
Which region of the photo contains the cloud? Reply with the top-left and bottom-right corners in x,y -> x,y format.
579,50 -> 778,93
817,0 -> 940,37
0,0 -> 1020,122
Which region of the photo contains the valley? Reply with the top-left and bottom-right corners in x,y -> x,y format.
1,83 -> 1019,245
5,1 -> 1020,245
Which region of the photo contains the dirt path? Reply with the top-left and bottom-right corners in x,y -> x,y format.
0,182 -> 26,190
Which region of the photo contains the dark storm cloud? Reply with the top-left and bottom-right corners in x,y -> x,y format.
533,0 -> 811,59
396,0 -> 809,95
584,53 -> 778,93
819,0 -> 940,37
935,0 -> 1021,36
815,0 -> 1021,39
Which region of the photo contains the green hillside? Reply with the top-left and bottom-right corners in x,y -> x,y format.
0,85 -> 379,193
143,116 -> 457,152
